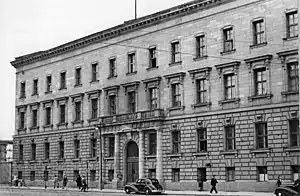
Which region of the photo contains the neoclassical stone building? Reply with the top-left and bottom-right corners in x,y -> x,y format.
11,0 -> 299,192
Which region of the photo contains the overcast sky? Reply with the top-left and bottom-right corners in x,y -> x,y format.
0,0 -> 192,140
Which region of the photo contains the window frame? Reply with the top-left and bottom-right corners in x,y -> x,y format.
253,19 -> 265,45
90,138 -> 97,158
226,167 -> 235,182
287,61 -> 299,92
58,141 -> 64,159
59,104 -> 66,123
257,166 -> 268,182
19,144 -> 23,161
197,128 -> 207,152
254,67 -> 267,96
149,87 -> 158,110
108,169 -> 114,182
224,74 -> 236,100
109,58 -> 117,77
127,52 -> 136,74
90,170 -> 96,181
171,83 -> 181,107
74,139 -> 80,159
172,168 -> 180,182
91,98 -> 98,119
45,107 -> 51,125
19,111 -> 25,129
286,10 -> 298,39
127,91 -> 136,113
148,132 -> 157,155
31,143 -> 36,161
172,130 -> 181,154
44,142 -> 50,160
255,123 -> 268,149
20,82 -> 26,98
74,101 -> 81,121
195,34 -> 206,58
30,171 -> 35,181
60,71 -> 66,90
108,95 -> 116,116
33,79 -> 38,95
108,136 -> 115,157
223,27 -> 234,52
195,78 -> 207,103
91,62 -> 98,82
171,41 -> 180,64
32,109 -> 38,127
46,75 -> 52,93
225,126 -> 236,151
149,47 -> 157,68
289,119 -> 299,147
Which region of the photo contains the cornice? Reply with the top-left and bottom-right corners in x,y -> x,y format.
142,76 -> 162,84
188,67 -> 212,75
164,72 -> 186,79
277,49 -> 298,57
103,85 -> 120,91
214,61 -> 240,69
11,0 -> 233,68
121,81 -> 140,88
244,54 -> 273,64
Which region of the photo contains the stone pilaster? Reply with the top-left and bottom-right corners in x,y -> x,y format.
156,129 -> 163,184
138,130 -> 145,178
112,133 -> 120,189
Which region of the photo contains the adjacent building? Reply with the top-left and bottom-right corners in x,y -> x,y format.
11,0 -> 299,192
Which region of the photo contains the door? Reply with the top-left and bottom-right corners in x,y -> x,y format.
126,141 -> 139,183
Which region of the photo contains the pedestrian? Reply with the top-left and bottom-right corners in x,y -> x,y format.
276,176 -> 282,187
210,175 -> 218,194
62,175 -> 68,189
76,175 -> 82,190
53,175 -> 58,189
80,175 -> 87,192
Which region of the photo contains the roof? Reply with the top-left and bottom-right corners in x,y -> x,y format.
11,0 -> 232,68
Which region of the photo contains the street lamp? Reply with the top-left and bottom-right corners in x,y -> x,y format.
95,124 -> 103,190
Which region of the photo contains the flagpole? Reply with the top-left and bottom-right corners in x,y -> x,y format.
135,0 -> 137,19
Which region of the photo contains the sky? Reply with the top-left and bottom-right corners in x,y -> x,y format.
0,0 -> 192,140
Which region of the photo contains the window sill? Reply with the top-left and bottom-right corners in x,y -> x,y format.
104,157 -> 114,161
107,75 -> 117,79
126,71 -> 137,76
193,55 -> 208,61
42,159 -> 50,163
88,118 -> 99,122
19,96 -> 26,99
250,148 -> 271,154
146,66 -> 159,71
218,98 -> 240,105
29,126 -> 39,130
71,120 -> 84,125
250,42 -> 267,49
43,124 -> 53,129
283,36 -> 298,41
57,122 -> 68,127
169,61 -> 182,66
192,102 -> 211,108
192,152 -> 209,157
88,157 -> 98,162
167,153 -> 182,158
220,150 -> 238,155
167,106 -> 185,111
281,91 -> 299,96
284,147 -> 300,152
29,160 -> 37,164
145,155 -> 156,159
90,80 -> 99,84
72,158 -> 80,162
220,49 -> 236,55
248,94 -> 273,101
45,91 -> 52,95
74,84 -> 82,88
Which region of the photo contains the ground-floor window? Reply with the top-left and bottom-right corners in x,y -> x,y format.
18,171 -> 22,180
292,165 -> 300,181
30,171 -> 35,181
148,169 -> 156,178
44,171 -> 49,181
226,167 -> 235,182
58,171 -> 63,181
172,168 -> 180,182
90,170 -> 96,181
108,170 -> 114,182
73,170 -> 79,181
257,166 -> 268,182
197,168 -> 206,182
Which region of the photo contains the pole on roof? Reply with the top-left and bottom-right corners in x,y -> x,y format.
135,0 -> 137,19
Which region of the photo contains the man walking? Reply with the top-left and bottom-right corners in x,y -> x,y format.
80,176 -> 87,192
76,175 -> 82,190
210,175 -> 218,194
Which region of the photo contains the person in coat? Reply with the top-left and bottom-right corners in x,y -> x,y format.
53,175 -> 58,189
76,175 -> 82,190
210,175 -> 218,194
80,176 -> 87,192
62,175 -> 68,189
276,176 -> 282,187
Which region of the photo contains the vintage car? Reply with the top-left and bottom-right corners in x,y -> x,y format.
124,178 -> 164,195
274,182 -> 300,196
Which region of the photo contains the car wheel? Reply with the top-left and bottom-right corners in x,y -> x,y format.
145,188 -> 151,195
125,187 -> 131,194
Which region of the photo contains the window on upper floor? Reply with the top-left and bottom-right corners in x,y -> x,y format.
58,141 -> 64,159
286,10 -> 298,38
149,88 -> 158,110
20,82 -> 26,98
257,166 -> 268,182
128,91 -> 136,113
91,63 -> 98,82
46,75 -> 52,93
60,72 -> 66,90
19,144 -> 23,161
196,79 -> 207,104
223,27 -> 234,52
19,111 -> 25,129
74,139 -> 80,158
75,67 -> 81,86
109,58 -> 117,78
256,123 -> 268,149
44,142 -> 50,160
254,68 -> 267,95
32,79 -> 38,95
287,62 -> 299,92
171,83 -> 181,107
171,41 -> 180,64
148,132 -> 157,155
128,53 -> 136,74
290,119 -> 299,147
252,19 -> 266,45
45,107 -> 51,125
108,136 -> 115,157
91,98 -> 98,119
108,95 -> 116,116
149,47 -> 157,68
172,130 -> 180,154
90,138 -> 97,158
32,109 -> 38,127
59,104 -> 66,123
225,126 -> 236,150
31,143 -> 36,161
197,128 -> 207,152
224,74 -> 236,100
195,34 -> 206,58
74,101 -> 81,121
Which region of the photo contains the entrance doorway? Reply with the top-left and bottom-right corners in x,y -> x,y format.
126,141 -> 139,183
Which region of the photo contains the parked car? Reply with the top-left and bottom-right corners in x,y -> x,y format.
124,178 -> 164,195
274,181 -> 300,196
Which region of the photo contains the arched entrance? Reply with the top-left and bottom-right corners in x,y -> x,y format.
126,141 -> 139,183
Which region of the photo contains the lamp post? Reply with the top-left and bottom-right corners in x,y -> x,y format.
86,161 -> 88,190
95,124 -> 103,190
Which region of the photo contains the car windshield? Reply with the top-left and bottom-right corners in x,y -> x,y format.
150,179 -> 159,184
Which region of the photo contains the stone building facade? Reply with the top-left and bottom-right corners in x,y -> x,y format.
11,0 -> 299,192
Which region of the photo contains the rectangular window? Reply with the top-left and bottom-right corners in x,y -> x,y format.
90,170 -> 96,181
292,165 -> 300,181
197,168 -> 206,182
18,171 -> 22,180
149,47 -> 157,68
60,72 -> 66,89
19,144 -> 23,161
108,170 -> 114,182
226,167 -> 235,182
108,136 -> 115,157
196,35 -> 205,58
58,171 -> 63,181
286,11 -> 298,38
148,169 -> 156,178
257,166 -> 268,182
149,132 -> 157,155
197,128 -> 207,152
196,79 -> 206,103
128,53 -> 136,73
256,123 -> 268,149
44,171 -> 49,181
31,143 -> 36,160
253,20 -> 265,45
128,91 -> 136,113
91,63 -> 98,82
44,142 -> 50,160
75,101 -> 81,121
19,112 -> 25,129
30,171 -> 35,181
91,98 -> 98,119
172,130 -> 180,154
149,88 -> 158,110
287,62 -> 299,91
254,68 -> 267,95
33,79 -> 38,95
59,104 -> 66,123
172,168 -> 180,182
46,75 -> 52,93
109,58 -> 117,77
290,119 -> 299,147
20,82 -> 26,98
45,107 -> 51,125
225,126 -> 236,150
75,67 -> 81,86
32,109 -> 38,127
59,141 -> 64,159
171,41 -> 180,63
90,138 -> 97,158
224,74 -> 235,99
73,170 -> 79,181
74,139 -> 80,158
108,95 -> 116,115
171,83 -> 181,107
223,28 -> 234,52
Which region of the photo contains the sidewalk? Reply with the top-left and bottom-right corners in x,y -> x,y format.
1,185 -> 275,196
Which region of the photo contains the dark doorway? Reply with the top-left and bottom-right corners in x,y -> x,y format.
126,141 -> 139,183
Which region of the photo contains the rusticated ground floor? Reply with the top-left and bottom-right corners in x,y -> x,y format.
12,102 -> 300,192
